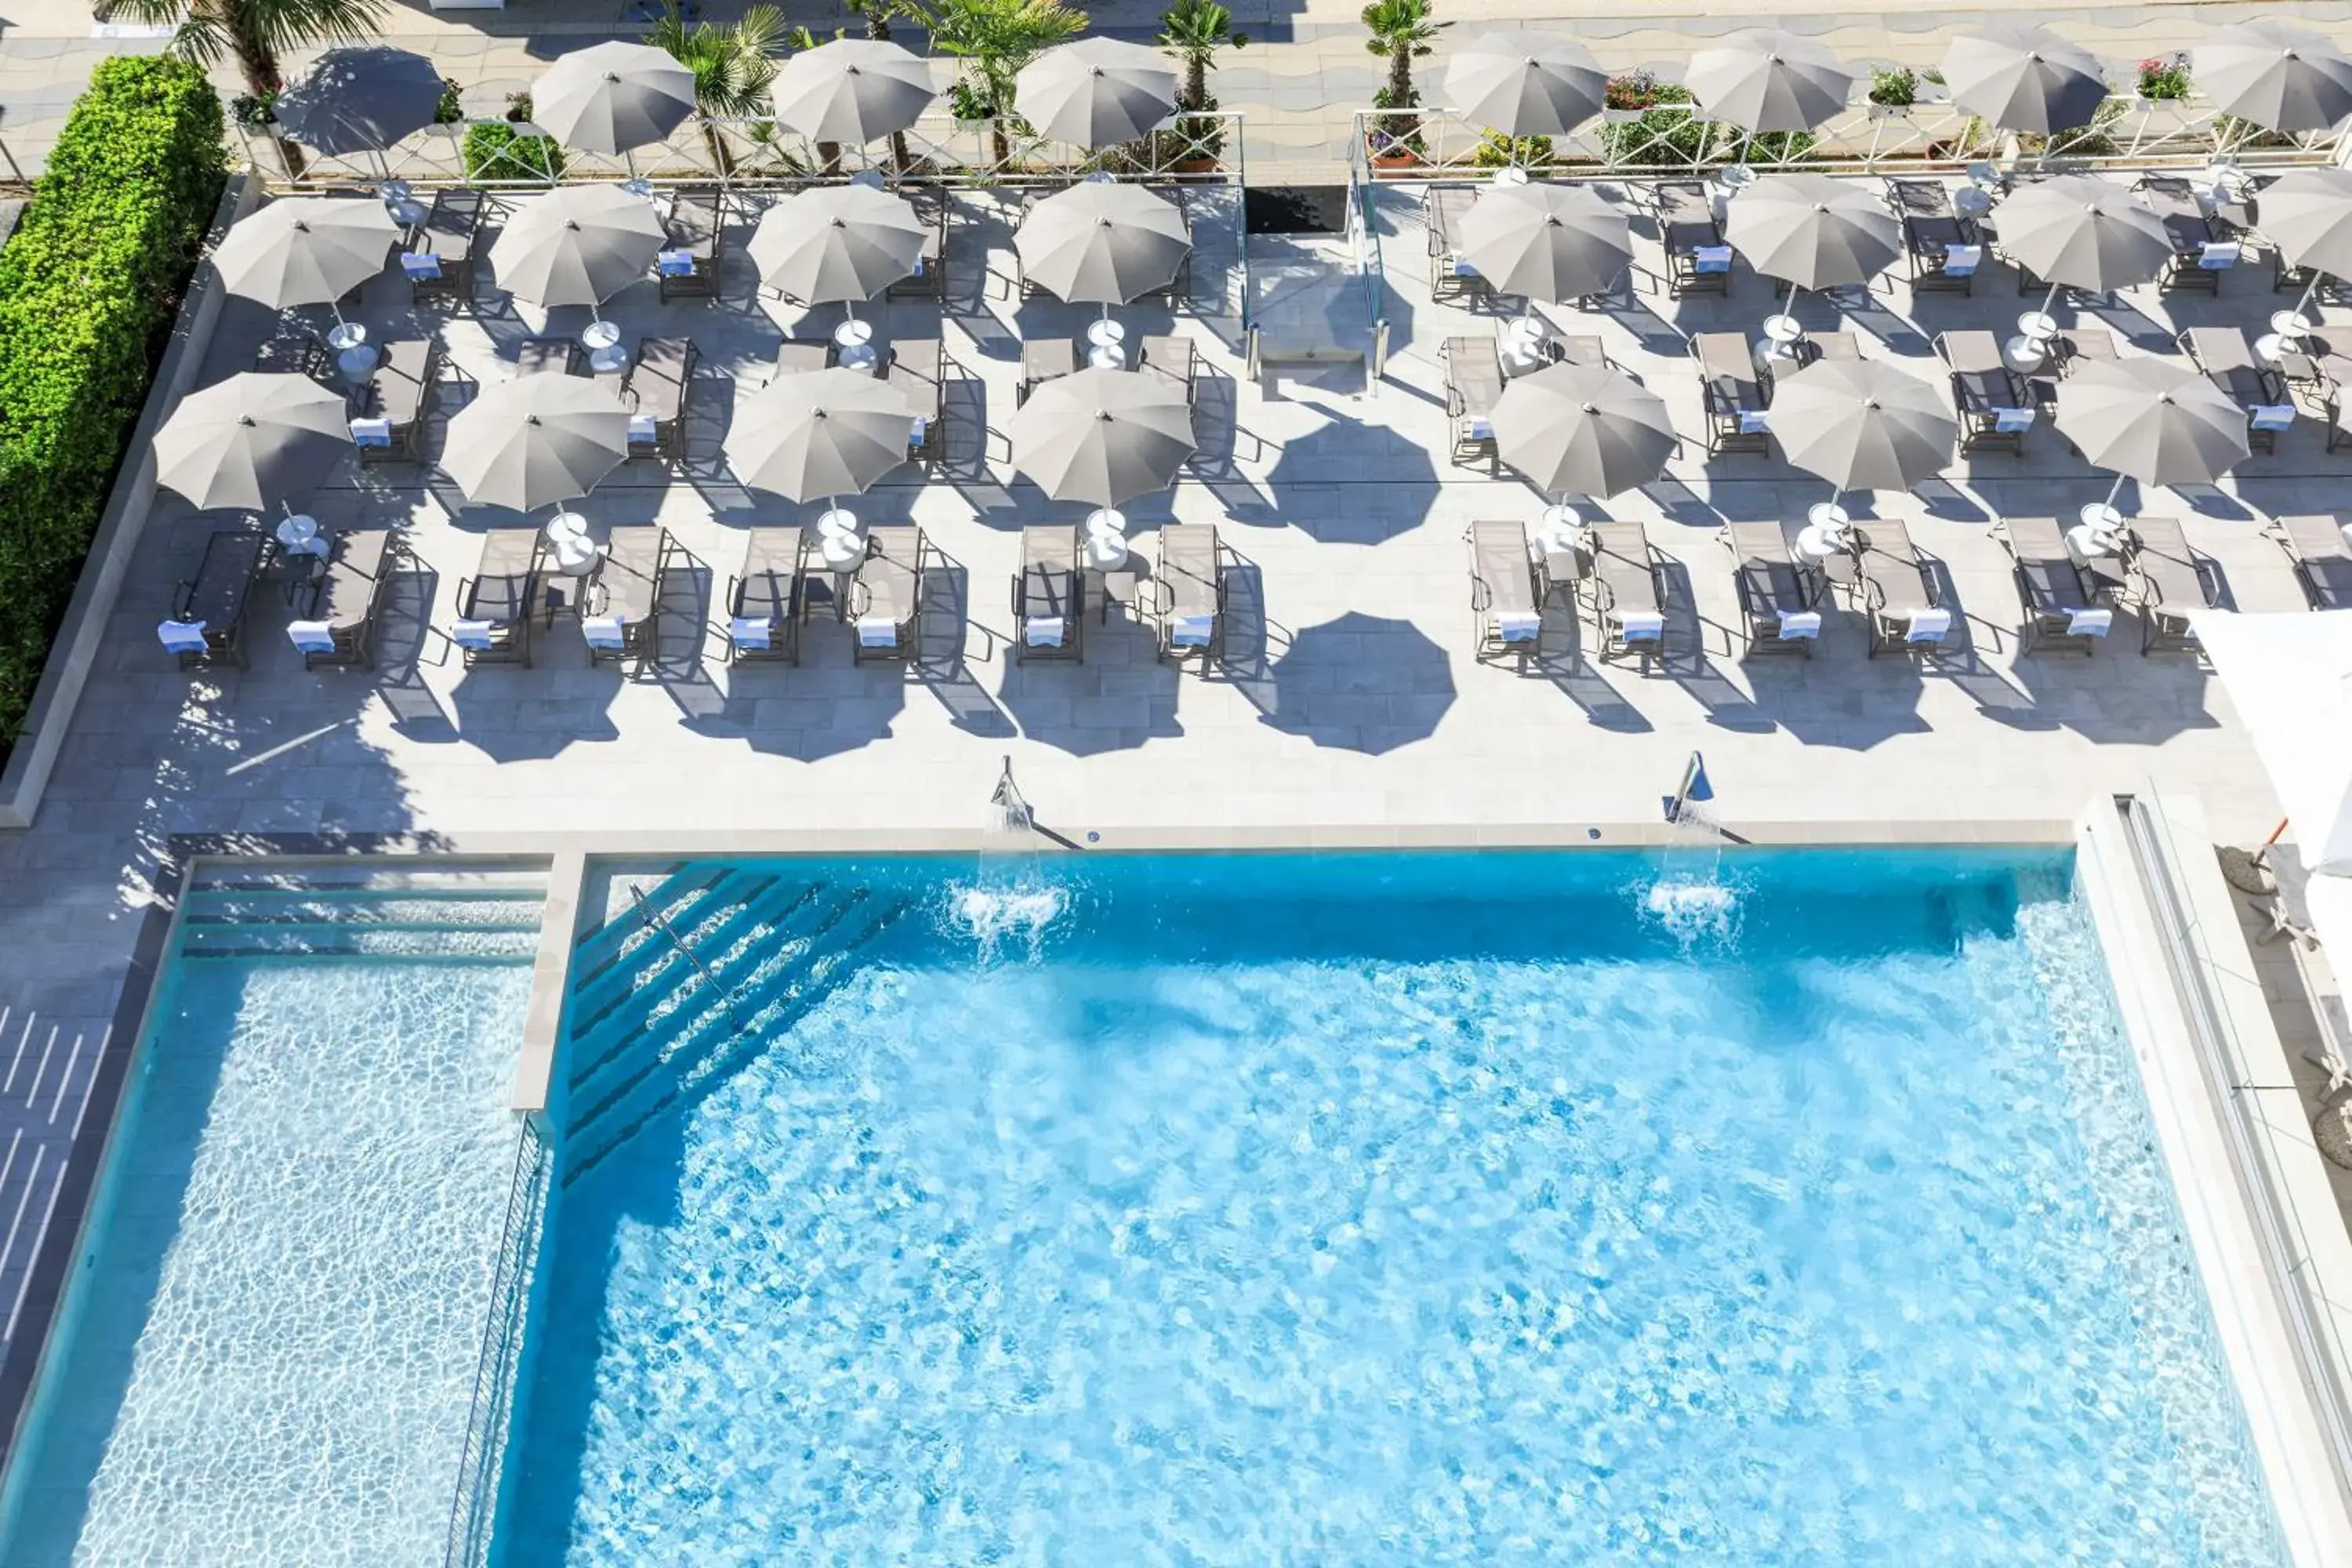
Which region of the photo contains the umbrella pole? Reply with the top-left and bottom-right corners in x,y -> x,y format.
2039,279 -> 2061,325
2296,270 -> 2323,321
2104,470 -> 2128,511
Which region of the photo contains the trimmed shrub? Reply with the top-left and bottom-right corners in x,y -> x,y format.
463,121 -> 566,183
0,55 -> 225,746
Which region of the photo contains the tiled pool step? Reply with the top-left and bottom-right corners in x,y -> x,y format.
175,868 -> 549,963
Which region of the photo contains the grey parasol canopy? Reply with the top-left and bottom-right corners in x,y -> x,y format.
1457,180 -> 1633,302
488,183 -> 666,310
1684,30 -> 1856,134
1492,362 -> 1674,499
440,375 -> 631,512
2056,359 -> 2249,492
724,368 -> 916,501
212,197 -> 399,315
532,41 -> 697,155
1016,38 -> 1180,148
749,183 -> 927,304
274,45 -> 448,155
1992,174 -> 2170,296
1008,367 -> 1195,506
2196,20 -> 2352,135
1940,24 -> 2111,136
1442,31 -> 1608,137
771,38 -> 938,144
1769,359 -> 1957,492
1724,172 -> 1900,290
2255,167 -> 2352,314
153,372 -> 353,513
1014,182 -> 1191,305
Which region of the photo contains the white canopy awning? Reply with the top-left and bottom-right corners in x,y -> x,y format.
2192,608 -> 2352,874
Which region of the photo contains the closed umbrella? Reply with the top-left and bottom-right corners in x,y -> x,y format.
532,41 -> 696,156
1725,172 -> 1899,334
2056,358 -> 2249,515
1457,181 -> 1633,303
1014,183 -> 1191,306
212,198 -> 398,325
1994,173 -> 2170,328
1008,368 -> 1194,507
2197,20 -> 2352,136
441,375 -> 630,513
1769,358 -> 1955,496
1016,38 -> 1179,149
1492,363 -> 1673,499
771,38 -> 938,143
274,45 -> 447,157
1443,31 -> 1607,138
1685,30 -> 1855,135
2255,167 -> 2352,317
1940,24 -> 2110,136
488,183 -> 666,314
725,368 -> 915,501
153,373 -> 352,513
749,183 -> 927,307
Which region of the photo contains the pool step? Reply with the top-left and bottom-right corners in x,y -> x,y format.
174,868 -> 548,963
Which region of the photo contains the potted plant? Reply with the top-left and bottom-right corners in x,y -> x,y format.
2137,52 -> 2192,103
1363,0 -> 1447,172
1159,0 -> 1247,174
1867,66 -> 1917,117
929,0 -> 1087,169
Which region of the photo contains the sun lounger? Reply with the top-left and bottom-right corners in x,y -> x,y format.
516,338 -> 581,377
1724,521 -> 1822,658
349,338 -> 439,464
405,189 -> 485,304
1442,336 -> 1504,469
619,336 -> 695,462
887,186 -> 948,301
1938,329 -> 2034,455
288,526 -> 401,669
1139,333 -> 1199,405
2117,515 -> 2214,654
2269,514 -> 2352,610
1996,515 -> 2109,655
1019,338 -> 1075,406
887,338 -> 944,466
255,332 -> 327,379
2180,325 -> 2293,452
1011,524 -> 1082,663
1890,178 -> 1981,294
657,187 -> 724,302
1655,180 -> 1730,298
1795,331 -> 1861,368
1468,519 -> 1543,662
1581,520 -> 1666,668
771,339 -> 829,380
162,529 -> 270,669
2053,327 -> 2117,377
1693,332 -> 1769,456
1149,521 -> 1223,663
582,525 -> 676,667
1426,184 -> 1490,303
850,525 -> 931,663
1551,333 -> 1607,368
2137,175 -> 2233,292
1825,518 -> 1950,656
724,525 -> 808,664
453,528 -> 541,667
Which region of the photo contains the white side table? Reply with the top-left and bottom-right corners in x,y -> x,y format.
833,319 -> 876,351
325,321 -> 368,352
1087,343 -> 1125,371
1757,314 -> 1805,364
837,343 -> 880,373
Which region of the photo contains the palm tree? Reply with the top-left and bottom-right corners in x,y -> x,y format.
845,0 -> 931,172
645,1 -> 792,173
110,0 -> 384,96
1159,0 -> 1247,116
927,0 -> 1087,166
1362,0 -> 1447,112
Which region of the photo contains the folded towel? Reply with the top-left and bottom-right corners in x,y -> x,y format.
1901,606 -> 1952,642
628,412 -> 660,442
2066,607 -> 2113,637
2252,403 -> 2296,431
655,249 -> 697,277
1777,610 -> 1823,639
908,415 -> 927,448
583,614 -> 628,650
910,253 -> 925,277
1496,610 -> 1541,643
349,416 -> 394,446
1991,405 -> 2034,434
156,618 -> 208,654
1942,242 -> 1982,276
286,619 -> 336,654
1170,612 -> 1215,647
1450,253 -> 1480,278
1465,416 -> 1494,440
400,251 -> 443,281
2198,240 -> 2239,270
1737,408 -> 1770,435
452,618 -> 497,650
855,615 -> 900,648
728,615 -> 771,651
1024,615 -> 1065,648
1616,608 -> 1664,641
1694,245 -> 1733,274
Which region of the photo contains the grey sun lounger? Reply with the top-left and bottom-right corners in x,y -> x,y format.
1550,333 -> 1607,368
1468,519 -> 1543,662
1012,524 -> 1082,663
1795,331 -> 1861,367
1656,180 -> 1730,297
453,528 -> 542,668
1442,336 -> 1504,469
350,338 -> 439,464
2137,175 -> 2230,292
404,188 -> 485,304
1693,332 -> 1767,456
2181,325 -> 2292,452
1724,521 -> 1822,658
584,525 -> 676,668
1139,333 -> 1199,405
770,339 -> 829,380
1996,515 -> 2111,655
515,338 -> 581,376
1149,521 -> 1224,664
2118,516 -> 2214,655
290,527 -> 400,670
658,187 -> 724,302
1938,329 -> 2034,455
887,187 -> 949,300
1426,184 -> 1490,303
887,338 -> 943,466
1825,518 -> 1951,657
619,336 -> 695,462
724,525 -> 808,664
1890,177 -> 1981,293
850,525 -> 931,664
2270,514 -> 2352,611
1019,338 -> 1075,405
1581,521 -> 1666,668
162,529 -> 270,669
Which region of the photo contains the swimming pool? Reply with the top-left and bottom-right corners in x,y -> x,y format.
501,849 -> 2285,1566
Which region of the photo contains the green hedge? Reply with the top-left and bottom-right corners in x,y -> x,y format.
0,55 -> 225,746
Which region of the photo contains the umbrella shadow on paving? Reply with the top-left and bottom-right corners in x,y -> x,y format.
1236,612 -> 1454,755
1591,290 -> 1697,360
995,623 -> 1182,757
447,657 -> 623,762
2002,648 -> 2223,743
1740,629 -> 1932,750
1258,416 -> 1439,544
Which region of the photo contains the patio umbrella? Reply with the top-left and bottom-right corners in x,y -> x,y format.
1456,181 -> 1633,303
749,183 -> 927,307
1008,368 -> 1194,506
1014,183 -> 1191,306
2196,20 -> 2352,136
1443,31 -> 1607,137
532,41 -> 697,156
1492,362 -> 1673,498
1939,24 -> 2111,136
2056,358 -> 2249,511
152,372 -> 352,513
1993,173 -> 2170,324
2256,166 -> 2352,315
771,38 -> 938,144
212,197 -> 399,324
441,375 -> 630,512
274,45 -> 446,156
1016,38 -> 1179,149
488,183 -> 666,314
724,368 -> 915,501
1724,171 -> 1899,328
1769,359 -> 1956,493
1684,30 -> 1855,135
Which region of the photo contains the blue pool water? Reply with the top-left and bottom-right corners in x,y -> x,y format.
506,850 -> 2283,1567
